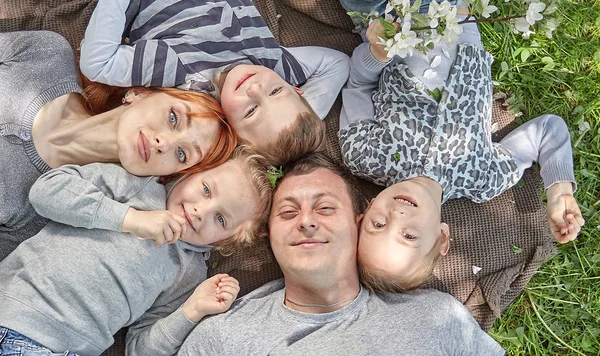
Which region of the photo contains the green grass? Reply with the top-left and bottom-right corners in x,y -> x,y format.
480,0 -> 600,354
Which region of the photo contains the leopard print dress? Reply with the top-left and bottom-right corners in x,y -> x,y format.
339,44 -> 520,203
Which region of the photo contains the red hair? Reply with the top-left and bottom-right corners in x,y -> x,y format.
81,79 -> 237,181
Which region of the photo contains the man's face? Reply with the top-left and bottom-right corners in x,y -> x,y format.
269,168 -> 360,277
220,64 -> 308,149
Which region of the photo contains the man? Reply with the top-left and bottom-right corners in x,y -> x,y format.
179,153 -> 504,355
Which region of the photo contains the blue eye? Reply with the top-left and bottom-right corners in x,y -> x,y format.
270,87 -> 282,96
169,109 -> 178,127
217,214 -> 225,227
203,183 -> 210,196
177,147 -> 187,164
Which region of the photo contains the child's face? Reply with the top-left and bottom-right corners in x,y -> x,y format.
166,160 -> 259,246
358,180 -> 448,278
220,64 -> 308,149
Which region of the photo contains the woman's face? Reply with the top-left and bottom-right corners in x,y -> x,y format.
117,92 -> 220,176
166,160 -> 260,246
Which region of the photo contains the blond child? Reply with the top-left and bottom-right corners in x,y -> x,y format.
80,0 -> 350,164
0,146 -> 271,355
339,13 -> 584,292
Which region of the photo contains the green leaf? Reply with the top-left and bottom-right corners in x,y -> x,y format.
580,169 -> 597,179
512,245 -> 523,254
595,15 -> 600,28
408,0 -> 422,13
520,48 -> 531,63
515,327 -> 525,343
392,152 -> 401,162
211,261 -> 219,269
412,13 -> 429,27
500,61 -> 509,72
515,179 -> 525,189
427,87 -> 442,102
267,166 -> 284,188
594,49 -> 600,63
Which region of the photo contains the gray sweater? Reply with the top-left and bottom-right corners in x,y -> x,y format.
179,279 -> 505,355
0,31 -> 83,260
0,163 -> 211,356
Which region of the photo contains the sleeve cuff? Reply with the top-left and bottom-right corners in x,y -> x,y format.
160,306 -> 198,342
354,42 -> 391,74
541,162 -> 577,192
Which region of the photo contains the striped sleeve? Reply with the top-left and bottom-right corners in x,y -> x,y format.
131,39 -> 187,87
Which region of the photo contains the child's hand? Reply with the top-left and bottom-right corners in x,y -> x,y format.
122,208 -> 187,246
182,274 -> 240,322
366,20 -> 399,63
546,182 -> 585,243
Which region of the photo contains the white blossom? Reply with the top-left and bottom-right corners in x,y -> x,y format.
472,266 -> 482,274
578,121 -> 591,134
423,69 -> 437,79
440,7 -> 463,44
430,55 -> 442,68
543,18 -> 558,38
386,21 -> 423,58
428,0 -> 452,17
481,0 -> 498,18
514,17 -> 531,33
526,2 -> 546,25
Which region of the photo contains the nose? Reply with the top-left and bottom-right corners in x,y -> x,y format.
297,209 -> 318,236
153,133 -> 176,154
245,81 -> 262,98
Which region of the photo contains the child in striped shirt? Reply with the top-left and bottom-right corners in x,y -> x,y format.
80,0 -> 350,164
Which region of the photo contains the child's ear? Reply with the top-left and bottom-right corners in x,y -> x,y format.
293,86 -> 304,96
439,222 -> 450,256
356,213 -> 364,225
123,89 -> 146,104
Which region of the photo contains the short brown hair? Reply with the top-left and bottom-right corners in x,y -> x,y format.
358,234 -> 446,293
210,145 -> 273,255
273,152 -> 366,216
261,95 -> 326,166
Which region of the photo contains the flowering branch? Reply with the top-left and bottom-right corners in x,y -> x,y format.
349,0 -> 562,59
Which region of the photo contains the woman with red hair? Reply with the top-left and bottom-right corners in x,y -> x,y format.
0,30 -> 237,260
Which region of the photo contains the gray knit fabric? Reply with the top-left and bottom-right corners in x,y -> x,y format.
179,279 -> 505,355
0,163 -> 211,356
0,31 -> 83,261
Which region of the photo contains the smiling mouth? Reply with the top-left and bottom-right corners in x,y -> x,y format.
393,195 -> 418,207
137,132 -> 150,163
293,239 -> 328,248
235,73 -> 255,90
182,205 -> 195,231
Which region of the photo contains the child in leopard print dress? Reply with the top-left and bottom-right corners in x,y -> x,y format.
338,7 -> 584,292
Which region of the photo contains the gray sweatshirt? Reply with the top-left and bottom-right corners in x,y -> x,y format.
0,31 -> 83,260
0,163 -> 211,356
179,279 -> 505,355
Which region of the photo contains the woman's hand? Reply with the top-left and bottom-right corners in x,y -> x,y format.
122,208 -> 187,246
182,274 -> 240,322
366,20 -> 399,63
546,182 -> 585,243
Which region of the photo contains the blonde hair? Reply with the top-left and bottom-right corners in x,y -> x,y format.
210,145 -> 273,255
358,233 -> 446,293
261,95 -> 326,166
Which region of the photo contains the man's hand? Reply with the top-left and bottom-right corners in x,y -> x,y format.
366,20 -> 399,63
122,208 -> 187,246
546,182 -> 585,243
182,274 -> 240,323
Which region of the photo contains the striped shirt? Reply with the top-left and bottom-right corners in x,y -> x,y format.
122,0 -> 306,96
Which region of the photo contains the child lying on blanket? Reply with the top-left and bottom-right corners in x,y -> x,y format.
0,146 -> 272,356
338,10 -> 584,293
80,0 -> 351,164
